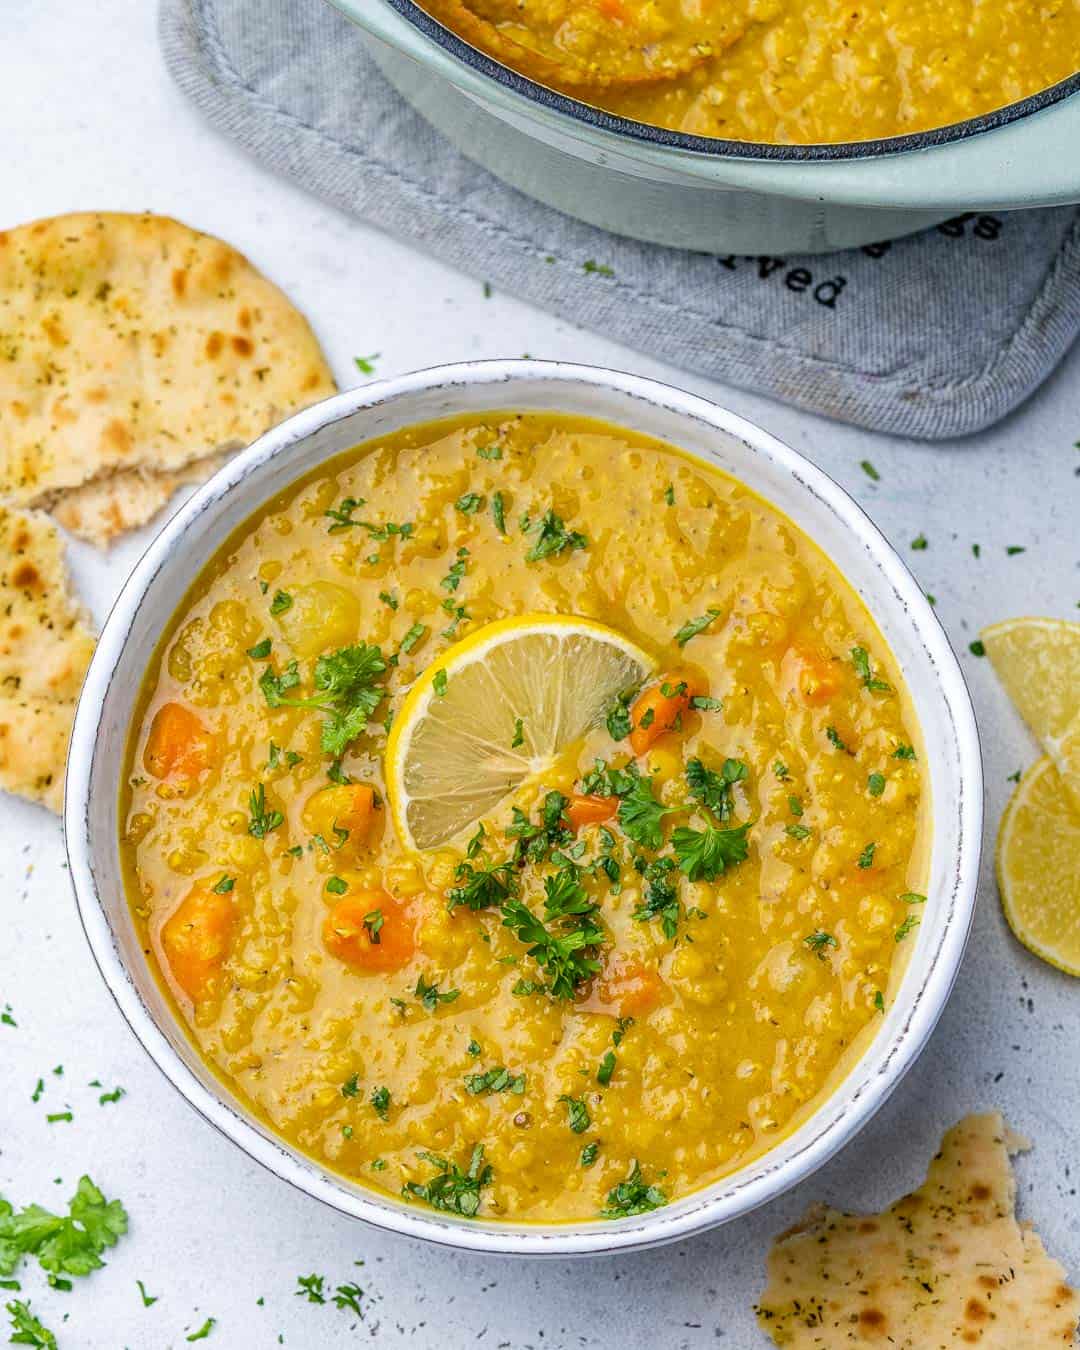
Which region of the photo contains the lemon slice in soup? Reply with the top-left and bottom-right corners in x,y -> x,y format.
386,614 -> 654,852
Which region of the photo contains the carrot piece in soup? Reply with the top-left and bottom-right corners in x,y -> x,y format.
323,889 -> 416,973
598,959 -> 664,1018
566,793 -> 618,831
144,702 -> 215,783
782,643 -> 841,706
302,783 -> 378,841
628,671 -> 702,755
161,881 -> 235,1002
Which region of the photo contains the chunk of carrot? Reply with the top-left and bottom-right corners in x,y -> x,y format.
598,959 -> 664,1018
566,793 -> 618,832
782,643 -> 841,707
161,881 -> 235,1002
144,702 -> 215,783
628,671 -> 702,756
323,888 -> 416,973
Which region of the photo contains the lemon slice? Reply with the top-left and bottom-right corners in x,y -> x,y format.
386,614 -> 655,852
982,615 -> 1080,815
996,756 -> 1080,976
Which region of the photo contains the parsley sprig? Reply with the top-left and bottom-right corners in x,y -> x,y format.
600,1161 -> 666,1218
260,643 -> 388,757
523,510 -> 587,563
404,1144 -> 492,1217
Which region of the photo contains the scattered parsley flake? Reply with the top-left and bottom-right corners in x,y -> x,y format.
404,1144 -> 492,1217
136,1279 -> 158,1307
524,510 -> 588,563
1006,545 -> 1026,556
785,823 -> 811,840
247,784 -> 284,839
969,639 -> 986,657
857,842 -> 876,869
340,1074 -> 360,1099
370,1086 -> 391,1119
433,669 -> 448,697
674,608 -> 721,647
911,533 -> 928,550
826,726 -> 852,754
868,772 -> 886,796
600,1162 -> 666,1218
353,353 -> 380,375
455,492 -> 485,515
583,259 -> 614,277
559,1095 -> 591,1134
580,1142 -> 600,1169
804,930 -> 837,960
268,590 -> 292,616
246,637 -> 271,660
851,646 -> 891,692
597,1051 -> 616,1087
895,914 -> 920,942
860,460 -> 880,482
892,743 -> 916,760
414,974 -> 460,1013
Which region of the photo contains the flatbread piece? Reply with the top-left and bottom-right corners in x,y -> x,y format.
757,1111 -> 1079,1347
0,211 -> 336,538
0,505 -> 96,809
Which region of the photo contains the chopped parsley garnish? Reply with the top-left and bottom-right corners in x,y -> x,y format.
455,492 -> 485,515
860,459 -> 880,482
874,991 -> 886,1013
212,875 -> 235,894
788,795 -> 803,816
523,510 -> 588,563
325,876 -> 348,895
600,1162 -> 666,1218
672,820 -> 752,882
7,1302 -> 57,1350
491,491 -> 506,534
892,743 -> 916,760
804,931 -> 837,960
1006,545 -> 1026,556
404,1144 -> 492,1217
186,1319 -> 216,1343
467,1040 -> 482,1057
774,761 -> 790,780
674,607 -> 721,648
663,483 -> 675,506
969,640 -> 986,657
324,496 -> 414,541
506,790 -> 572,865
633,855 -> 680,937
399,622 -> 427,654
826,726 -> 852,753
500,872 -> 603,1000
370,1086 -> 391,1119
597,1051 -> 616,1087
911,533 -> 928,550
785,823 -> 811,840
559,1095 -> 591,1134
333,1282 -> 364,1315
580,1142 -> 600,1169
617,774 -> 675,850
433,669 -> 448,697
353,352 -> 380,374
414,974 -> 461,1013
605,690 -> 635,741
246,637 -> 271,659
269,589 -> 293,616
476,443 -> 502,461
867,772 -> 886,797
441,551 -> 468,593
583,259 -> 615,276
511,717 -> 525,749
98,1087 -> 125,1106
295,1273 -> 326,1304
0,1175 -> 127,1284
899,892 -> 927,905
341,1074 -> 360,1098
260,643 -> 388,757
136,1279 -> 159,1307
447,856 -> 515,912
579,760 -> 636,798
363,909 -> 384,944
895,914 -> 920,942
379,590 -> 399,610
689,694 -> 722,711
851,646 -> 891,692
247,784 -> 284,838
465,1067 -> 525,1096
685,757 -> 746,822
857,842 -> 876,869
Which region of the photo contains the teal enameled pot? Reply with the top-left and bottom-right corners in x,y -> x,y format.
328,0 -> 1080,253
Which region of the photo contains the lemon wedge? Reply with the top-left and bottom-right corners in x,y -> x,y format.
996,756 -> 1080,976
385,614 -> 655,852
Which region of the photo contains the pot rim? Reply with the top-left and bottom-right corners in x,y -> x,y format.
64,359 -> 982,1256
379,0 -> 1080,163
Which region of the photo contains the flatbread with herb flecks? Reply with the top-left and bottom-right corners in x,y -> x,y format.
0,505 -> 95,809
0,212 -> 335,537
756,1112 -> 1079,1347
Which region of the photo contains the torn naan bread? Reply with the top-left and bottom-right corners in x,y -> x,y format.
0,505 -> 96,809
0,211 -> 336,535
757,1112 -> 1079,1347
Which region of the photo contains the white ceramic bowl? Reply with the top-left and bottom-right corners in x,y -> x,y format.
65,361 -> 982,1256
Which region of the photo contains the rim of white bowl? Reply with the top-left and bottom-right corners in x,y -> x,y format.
65,360 -> 982,1256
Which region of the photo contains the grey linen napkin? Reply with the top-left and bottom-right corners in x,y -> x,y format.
161,0 -> 1080,439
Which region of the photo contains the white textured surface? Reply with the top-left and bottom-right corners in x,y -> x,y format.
1,4 -> 1078,1347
